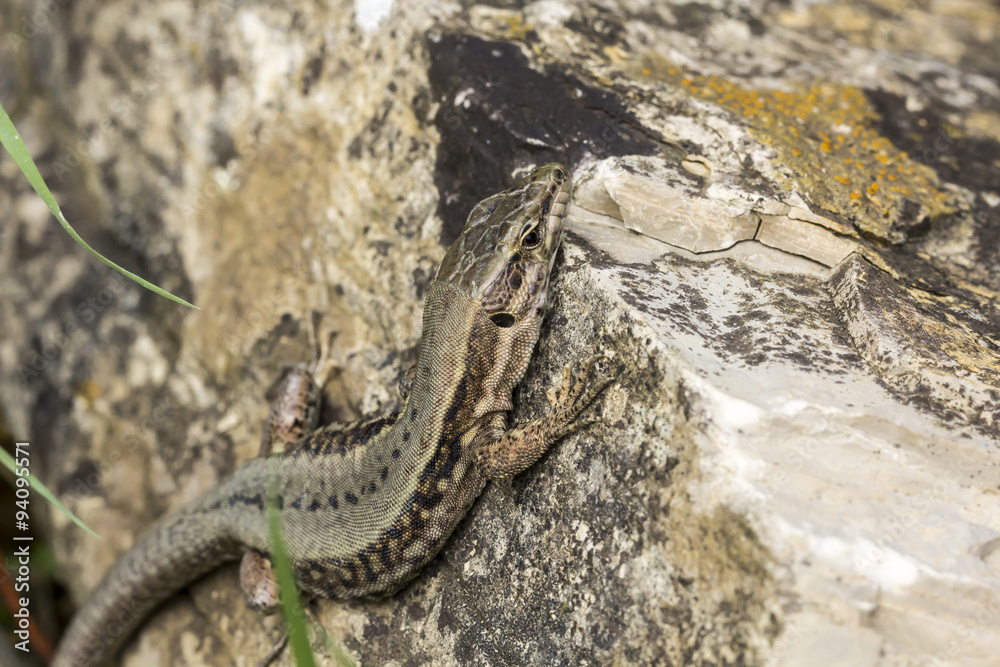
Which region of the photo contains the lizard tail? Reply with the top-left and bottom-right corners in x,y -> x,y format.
52,494 -> 242,667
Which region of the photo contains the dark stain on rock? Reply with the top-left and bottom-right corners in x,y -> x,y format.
60,458 -> 101,497
349,99 -> 394,160
865,89 -> 1000,194
565,7 -> 627,48
426,33 -> 662,245
112,32 -> 151,76
617,253 -> 867,375
412,265 -> 433,300
372,240 -> 392,257
301,44 -> 326,95
670,3 -> 718,35
970,197 -> 1000,294
205,46 -> 239,93
210,128 -> 238,168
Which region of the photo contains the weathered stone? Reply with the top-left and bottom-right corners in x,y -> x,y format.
831,255 -> 1000,436
575,156 -> 761,253
756,214 -> 856,267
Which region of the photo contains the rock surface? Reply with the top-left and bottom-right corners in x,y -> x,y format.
1,0 -> 999,665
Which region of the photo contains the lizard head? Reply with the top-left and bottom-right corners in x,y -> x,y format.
436,163 -> 571,331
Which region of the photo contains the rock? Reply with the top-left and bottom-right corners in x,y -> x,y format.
1,0 -> 998,665
575,156 -> 761,253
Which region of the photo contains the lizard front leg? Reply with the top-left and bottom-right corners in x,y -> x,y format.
476,355 -> 615,480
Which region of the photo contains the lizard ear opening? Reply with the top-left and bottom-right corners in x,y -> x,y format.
489,313 -> 516,328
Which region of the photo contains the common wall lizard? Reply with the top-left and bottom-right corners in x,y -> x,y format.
53,163 -> 612,666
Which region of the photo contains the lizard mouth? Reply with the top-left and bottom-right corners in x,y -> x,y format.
543,170 -> 571,252
529,164 -> 571,295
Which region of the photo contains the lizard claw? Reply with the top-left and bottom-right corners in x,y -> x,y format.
547,353 -> 616,434
306,310 -> 338,390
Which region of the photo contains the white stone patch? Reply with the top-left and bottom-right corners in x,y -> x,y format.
127,334 -> 170,387
693,376 -> 766,432
462,547 -> 488,577
15,194 -> 52,232
606,170 -> 758,253
354,0 -> 395,32
523,0 -> 576,27
682,372 -> 771,509
454,87 -> 477,107
706,16 -> 753,45
238,13 -> 305,106
216,409 -> 242,433
573,242 -> 1000,662
850,540 -> 922,589
573,156 -> 861,266
757,215 -> 856,267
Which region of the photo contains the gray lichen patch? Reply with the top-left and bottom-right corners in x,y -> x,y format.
599,249 -> 863,376
396,275 -> 785,666
830,255 -> 1000,439
668,505 -> 782,663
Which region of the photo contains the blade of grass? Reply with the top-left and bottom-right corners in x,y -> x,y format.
0,100 -> 197,310
267,459 -> 317,667
328,637 -> 357,667
0,448 -> 99,538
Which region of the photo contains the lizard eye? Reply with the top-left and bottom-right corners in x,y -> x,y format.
520,223 -> 541,248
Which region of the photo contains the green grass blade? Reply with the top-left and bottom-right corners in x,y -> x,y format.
329,638 -> 357,667
267,459 -> 317,667
0,448 -> 99,538
0,100 -> 197,310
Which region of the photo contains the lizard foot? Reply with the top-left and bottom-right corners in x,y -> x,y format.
544,354 -> 616,440
251,597 -> 325,667
258,313 -> 338,457
239,550 -> 281,615
477,352 -> 616,480
397,363 -> 417,401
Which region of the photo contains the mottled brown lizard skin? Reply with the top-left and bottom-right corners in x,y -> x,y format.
54,163 -> 612,666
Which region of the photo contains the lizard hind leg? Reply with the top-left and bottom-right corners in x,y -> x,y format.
240,550 -> 282,615
239,552 -> 327,667
258,314 -> 338,457
244,315 -> 336,616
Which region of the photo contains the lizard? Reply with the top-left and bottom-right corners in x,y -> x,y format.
53,162 -> 613,667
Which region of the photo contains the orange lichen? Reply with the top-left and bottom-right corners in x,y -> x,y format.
640,59 -> 952,241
